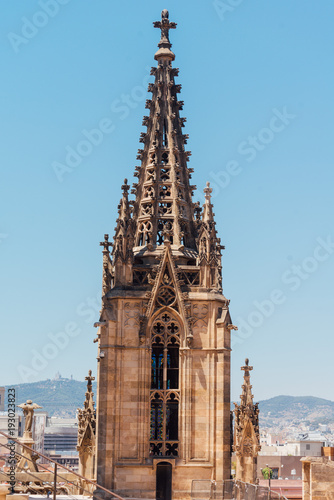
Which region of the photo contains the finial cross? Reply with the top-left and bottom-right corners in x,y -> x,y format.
122,178 -> 130,195
85,370 -> 95,392
154,10 -> 177,48
100,234 -> 113,253
241,358 -> 253,374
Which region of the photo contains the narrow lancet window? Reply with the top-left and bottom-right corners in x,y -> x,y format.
163,119 -> 168,148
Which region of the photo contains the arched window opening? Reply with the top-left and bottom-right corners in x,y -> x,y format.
180,222 -> 187,247
162,152 -> 169,164
162,120 -> 168,148
138,233 -> 144,246
150,313 -> 180,457
138,222 -> 152,247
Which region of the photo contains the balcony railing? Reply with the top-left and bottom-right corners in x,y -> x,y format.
191,480 -> 288,500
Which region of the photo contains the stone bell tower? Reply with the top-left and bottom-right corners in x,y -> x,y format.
94,10 -> 234,500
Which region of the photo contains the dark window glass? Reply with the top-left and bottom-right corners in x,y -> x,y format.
166,400 -> 178,440
150,396 -> 163,441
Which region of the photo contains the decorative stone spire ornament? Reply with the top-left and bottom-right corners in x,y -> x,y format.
233,359 -> 261,484
153,9 -> 177,60
100,234 -> 113,295
77,370 -> 96,481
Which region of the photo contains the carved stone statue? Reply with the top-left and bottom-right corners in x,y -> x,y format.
18,400 -> 42,436
16,399 -> 42,472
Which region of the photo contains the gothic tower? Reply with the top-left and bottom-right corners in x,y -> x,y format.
233,359 -> 261,484
94,10 -> 233,500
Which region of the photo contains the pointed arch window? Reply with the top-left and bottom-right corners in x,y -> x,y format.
138,221 -> 152,246
150,312 -> 180,457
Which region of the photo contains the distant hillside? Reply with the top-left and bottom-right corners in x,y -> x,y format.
5,378 -> 97,418
5,380 -> 334,424
258,395 -> 334,426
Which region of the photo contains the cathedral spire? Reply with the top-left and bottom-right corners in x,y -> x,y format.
105,10 -> 226,292
130,9 -> 197,253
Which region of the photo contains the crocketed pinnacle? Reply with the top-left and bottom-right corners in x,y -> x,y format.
112,178 -> 134,266
202,182 -> 214,223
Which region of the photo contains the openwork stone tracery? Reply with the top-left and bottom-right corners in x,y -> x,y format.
150,311 -> 180,457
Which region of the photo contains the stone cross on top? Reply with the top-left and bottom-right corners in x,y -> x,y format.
241,358 -> 253,377
153,9 -> 177,50
100,234 -> 112,254
121,178 -> 130,196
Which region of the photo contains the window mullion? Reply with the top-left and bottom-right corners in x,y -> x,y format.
163,345 -> 167,391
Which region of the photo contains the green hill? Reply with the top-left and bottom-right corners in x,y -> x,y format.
257,395 -> 334,426
5,379 -> 334,424
5,378 -> 97,418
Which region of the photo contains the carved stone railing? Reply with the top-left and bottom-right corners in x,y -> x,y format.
191,479 -> 288,500
0,431 -> 124,500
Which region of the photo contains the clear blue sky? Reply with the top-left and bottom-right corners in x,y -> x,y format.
1,1 -> 333,402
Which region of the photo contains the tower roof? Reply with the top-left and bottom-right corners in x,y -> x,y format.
128,9 -> 197,253
105,10 -> 225,293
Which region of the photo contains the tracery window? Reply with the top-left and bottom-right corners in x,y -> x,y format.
150,312 -> 180,457
138,221 -> 152,246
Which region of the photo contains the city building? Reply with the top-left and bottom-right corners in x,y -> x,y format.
44,425 -> 78,453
